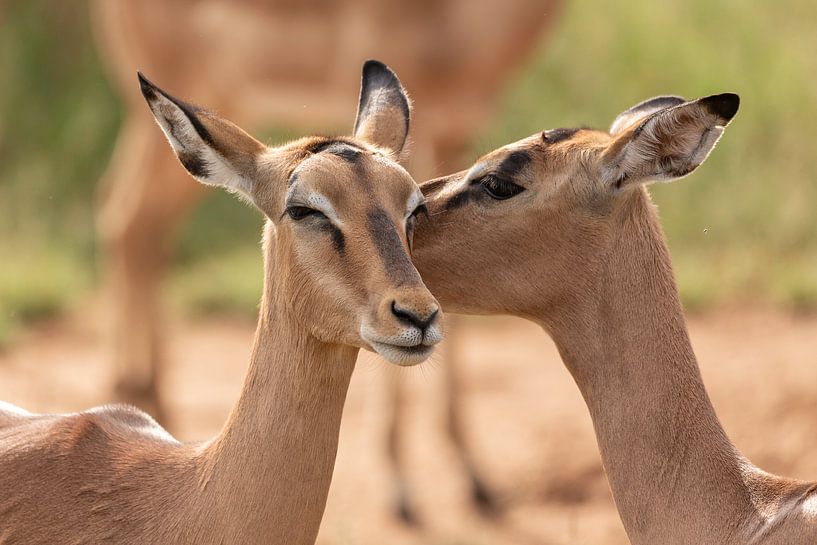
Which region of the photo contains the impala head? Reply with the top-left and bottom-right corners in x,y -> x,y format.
140,61 -> 442,365
414,93 -> 739,318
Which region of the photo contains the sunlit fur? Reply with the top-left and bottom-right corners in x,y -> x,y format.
252,137 -> 443,364
0,62 -> 441,544
91,0 -> 562,518
415,94 -> 817,544
92,0 -> 561,406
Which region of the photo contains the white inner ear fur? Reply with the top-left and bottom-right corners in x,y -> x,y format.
603,114 -> 726,186
148,97 -> 253,200
405,191 -> 425,219
609,110 -> 649,136
688,125 -> 725,166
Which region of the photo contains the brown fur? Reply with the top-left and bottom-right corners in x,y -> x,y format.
414,94 -> 817,544
91,0 -> 561,518
92,0 -> 560,410
0,63 -> 441,544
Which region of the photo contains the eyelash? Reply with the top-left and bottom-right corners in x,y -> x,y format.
285,205 -> 326,221
476,175 -> 525,200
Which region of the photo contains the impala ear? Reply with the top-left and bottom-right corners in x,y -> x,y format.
353,60 -> 412,159
609,95 -> 686,136
601,93 -> 740,188
138,72 -> 265,200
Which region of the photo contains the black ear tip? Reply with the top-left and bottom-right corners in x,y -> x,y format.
362,59 -> 390,75
362,59 -> 400,88
363,58 -> 387,70
703,93 -> 740,122
137,71 -> 157,102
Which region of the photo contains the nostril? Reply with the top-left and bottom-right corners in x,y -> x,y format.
390,301 -> 438,331
424,309 -> 439,329
390,300 -> 417,327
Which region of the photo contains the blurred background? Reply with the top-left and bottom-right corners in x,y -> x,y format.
1,1 -> 816,544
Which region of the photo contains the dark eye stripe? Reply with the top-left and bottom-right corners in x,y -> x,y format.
322,223 -> 345,254
367,208 -> 421,285
284,205 -> 345,255
305,137 -> 364,155
443,190 -> 471,211
320,143 -> 362,163
495,150 -> 531,178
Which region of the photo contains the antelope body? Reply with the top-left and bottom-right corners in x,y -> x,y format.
92,0 -> 560,518
92,0 -> 558,411
414,94 -> 817,544
0,61 -> 442,545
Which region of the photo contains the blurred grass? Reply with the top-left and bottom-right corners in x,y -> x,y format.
171,246 -> 263,320
490,0 -> 817,313
0,243 -> 90,346
0,1 -> 118,344
1,0 -> 816,344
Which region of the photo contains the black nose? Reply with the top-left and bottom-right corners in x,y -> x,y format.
390,301 -> 439,332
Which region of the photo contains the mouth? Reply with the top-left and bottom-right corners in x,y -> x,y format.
367,340 -> 436,366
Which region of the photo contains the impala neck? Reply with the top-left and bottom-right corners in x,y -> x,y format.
544,189 -> 757,544
200,240 -> 356,544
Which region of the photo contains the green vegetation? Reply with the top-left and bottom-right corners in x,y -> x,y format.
171,246 -> 262,319
1,0 -> 816,344
0,244 -> 89,346
0,1 -> 118,344
492,0 -> 817,312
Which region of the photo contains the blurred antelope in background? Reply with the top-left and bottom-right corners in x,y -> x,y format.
91,0 -> 560,521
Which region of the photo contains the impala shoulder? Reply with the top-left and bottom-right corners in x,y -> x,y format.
53,405 -> 179,450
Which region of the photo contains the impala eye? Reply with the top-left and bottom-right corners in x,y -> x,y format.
479,175 -> 525,200
285,206 -> 326,221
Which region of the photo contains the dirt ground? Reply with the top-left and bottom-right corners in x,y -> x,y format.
1,308 -> 816,544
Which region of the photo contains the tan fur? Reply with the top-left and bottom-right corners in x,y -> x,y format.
91,0 -> 560,406
414,94 -> 817,544
90,0 -> 561,517
0,65 -> 442,544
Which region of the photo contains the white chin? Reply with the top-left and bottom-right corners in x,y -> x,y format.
369,341 -> 434,366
